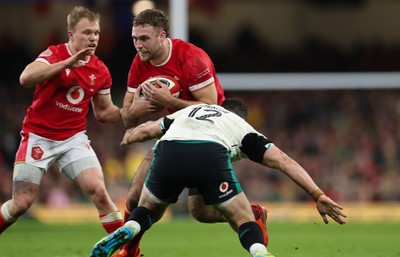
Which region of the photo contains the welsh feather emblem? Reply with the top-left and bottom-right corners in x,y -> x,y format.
31,146 -> 44,160
89,74 -> 96,91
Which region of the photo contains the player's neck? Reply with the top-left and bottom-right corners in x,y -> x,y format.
150,38 -> 171,66
67,42 -> 90,61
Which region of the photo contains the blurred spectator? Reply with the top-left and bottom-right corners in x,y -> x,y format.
2,86 -> 399,204
1,1 -> 400,207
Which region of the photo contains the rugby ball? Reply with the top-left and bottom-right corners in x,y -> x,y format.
140,75 -> 180,99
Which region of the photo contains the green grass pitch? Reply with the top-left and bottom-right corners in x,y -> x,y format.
0,218 -> 399,257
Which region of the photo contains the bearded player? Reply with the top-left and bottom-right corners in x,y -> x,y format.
0,6 -> 124,238
117,9 -> 268,257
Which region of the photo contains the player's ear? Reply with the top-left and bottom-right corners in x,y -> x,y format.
68,30 -> 74,41
159,30 -> 167,40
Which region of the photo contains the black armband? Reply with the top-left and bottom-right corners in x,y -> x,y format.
161,117 -> 174,133
240,133 -> 273,163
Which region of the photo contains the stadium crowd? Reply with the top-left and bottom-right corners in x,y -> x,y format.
0,82 -> 399,206
0,15 -> 399,208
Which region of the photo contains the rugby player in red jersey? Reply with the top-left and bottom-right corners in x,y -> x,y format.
117,9 -> 268,257
0,6 -> 123,237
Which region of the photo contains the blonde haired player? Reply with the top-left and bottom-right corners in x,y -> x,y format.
0,6 -> 123,236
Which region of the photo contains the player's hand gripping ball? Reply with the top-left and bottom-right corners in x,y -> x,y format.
139,75 -> 180,99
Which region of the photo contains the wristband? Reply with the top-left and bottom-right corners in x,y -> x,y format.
310,187 -> 325,201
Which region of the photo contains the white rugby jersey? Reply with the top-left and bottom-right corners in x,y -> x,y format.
159,104 -> 273,162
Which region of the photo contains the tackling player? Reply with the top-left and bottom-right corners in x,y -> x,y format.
0,6 -> 124,237
91,97 -> 346,257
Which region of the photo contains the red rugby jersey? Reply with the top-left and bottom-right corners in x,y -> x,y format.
127,38 -> 225,109
22,43 -> 112,140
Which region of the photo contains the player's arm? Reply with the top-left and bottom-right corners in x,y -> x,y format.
165,82 -> 218,110
121,92 -> 137,128
145,80 -> 218,112
120,117 -> 164,145
19,47 -> 93,88
261,145 -> 347,225
91,93 -> 121,123
121,85 -> 164,128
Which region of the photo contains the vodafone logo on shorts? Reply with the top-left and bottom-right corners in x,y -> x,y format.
31,146 -> 44,160
66,86 -> 84,104
219,182 -> 229,193
218,182 -> 233,199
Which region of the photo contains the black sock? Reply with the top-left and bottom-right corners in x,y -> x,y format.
237,221 -> 264,251
128,206 -> 154,232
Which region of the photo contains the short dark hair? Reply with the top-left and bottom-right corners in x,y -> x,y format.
222,97 -> 248,120
67,6 -> 100,31
133,9 -> 169,36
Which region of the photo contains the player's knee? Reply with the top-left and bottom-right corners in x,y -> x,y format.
189,208 -> 205,222
12,181 -> 38,215
86,184 -> 110,204
189,207 -> 214,223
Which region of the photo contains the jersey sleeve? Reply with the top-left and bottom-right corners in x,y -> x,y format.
161,117 -> 174,133
97,63 -> 112,95
240,133 -> 274,163
35,45 -> 59,65
161,108 -> 188,132
183,47 -> 216,92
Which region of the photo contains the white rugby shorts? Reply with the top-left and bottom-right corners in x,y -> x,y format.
14,131 -> 100,182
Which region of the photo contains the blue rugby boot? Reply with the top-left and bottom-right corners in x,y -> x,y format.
91,226 -> 137,257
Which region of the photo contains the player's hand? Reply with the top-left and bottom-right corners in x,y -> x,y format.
121,119 -> 162,145
316,195 -> 347,225
132,85 -> 165,114
142,80 -> 174,106
121,127 -> 136,145
126,85 -> 165,120
65,47 -> 94,69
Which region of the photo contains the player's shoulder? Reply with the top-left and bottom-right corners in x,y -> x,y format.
171,38 -> 207,56
48,43 -> 66,51
38,43 -> 65,57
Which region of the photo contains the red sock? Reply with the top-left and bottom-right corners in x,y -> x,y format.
0,213 -> 12,234
99,211 -> 124,234
0,201 -> 16,234
125,230 -> 144,256
124,205 -> 132,223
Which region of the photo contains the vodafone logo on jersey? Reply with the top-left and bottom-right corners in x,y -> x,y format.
55,85 -> 84,113
66,86 -> 84,104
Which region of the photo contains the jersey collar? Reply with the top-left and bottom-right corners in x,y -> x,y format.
154,38 -> 172,67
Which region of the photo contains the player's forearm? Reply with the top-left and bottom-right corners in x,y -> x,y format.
94,105 -> 122,123
122,120 -> 162,144
278,158 -> 323,199
262,147 -> 322,200
121,106 -> 141,128
19,60 -> 68,88
135,120 -> 162,142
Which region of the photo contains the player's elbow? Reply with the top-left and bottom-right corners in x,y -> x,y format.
95,116 -> 107,124
19,73 -> 35,88
93,111 -> 108,123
